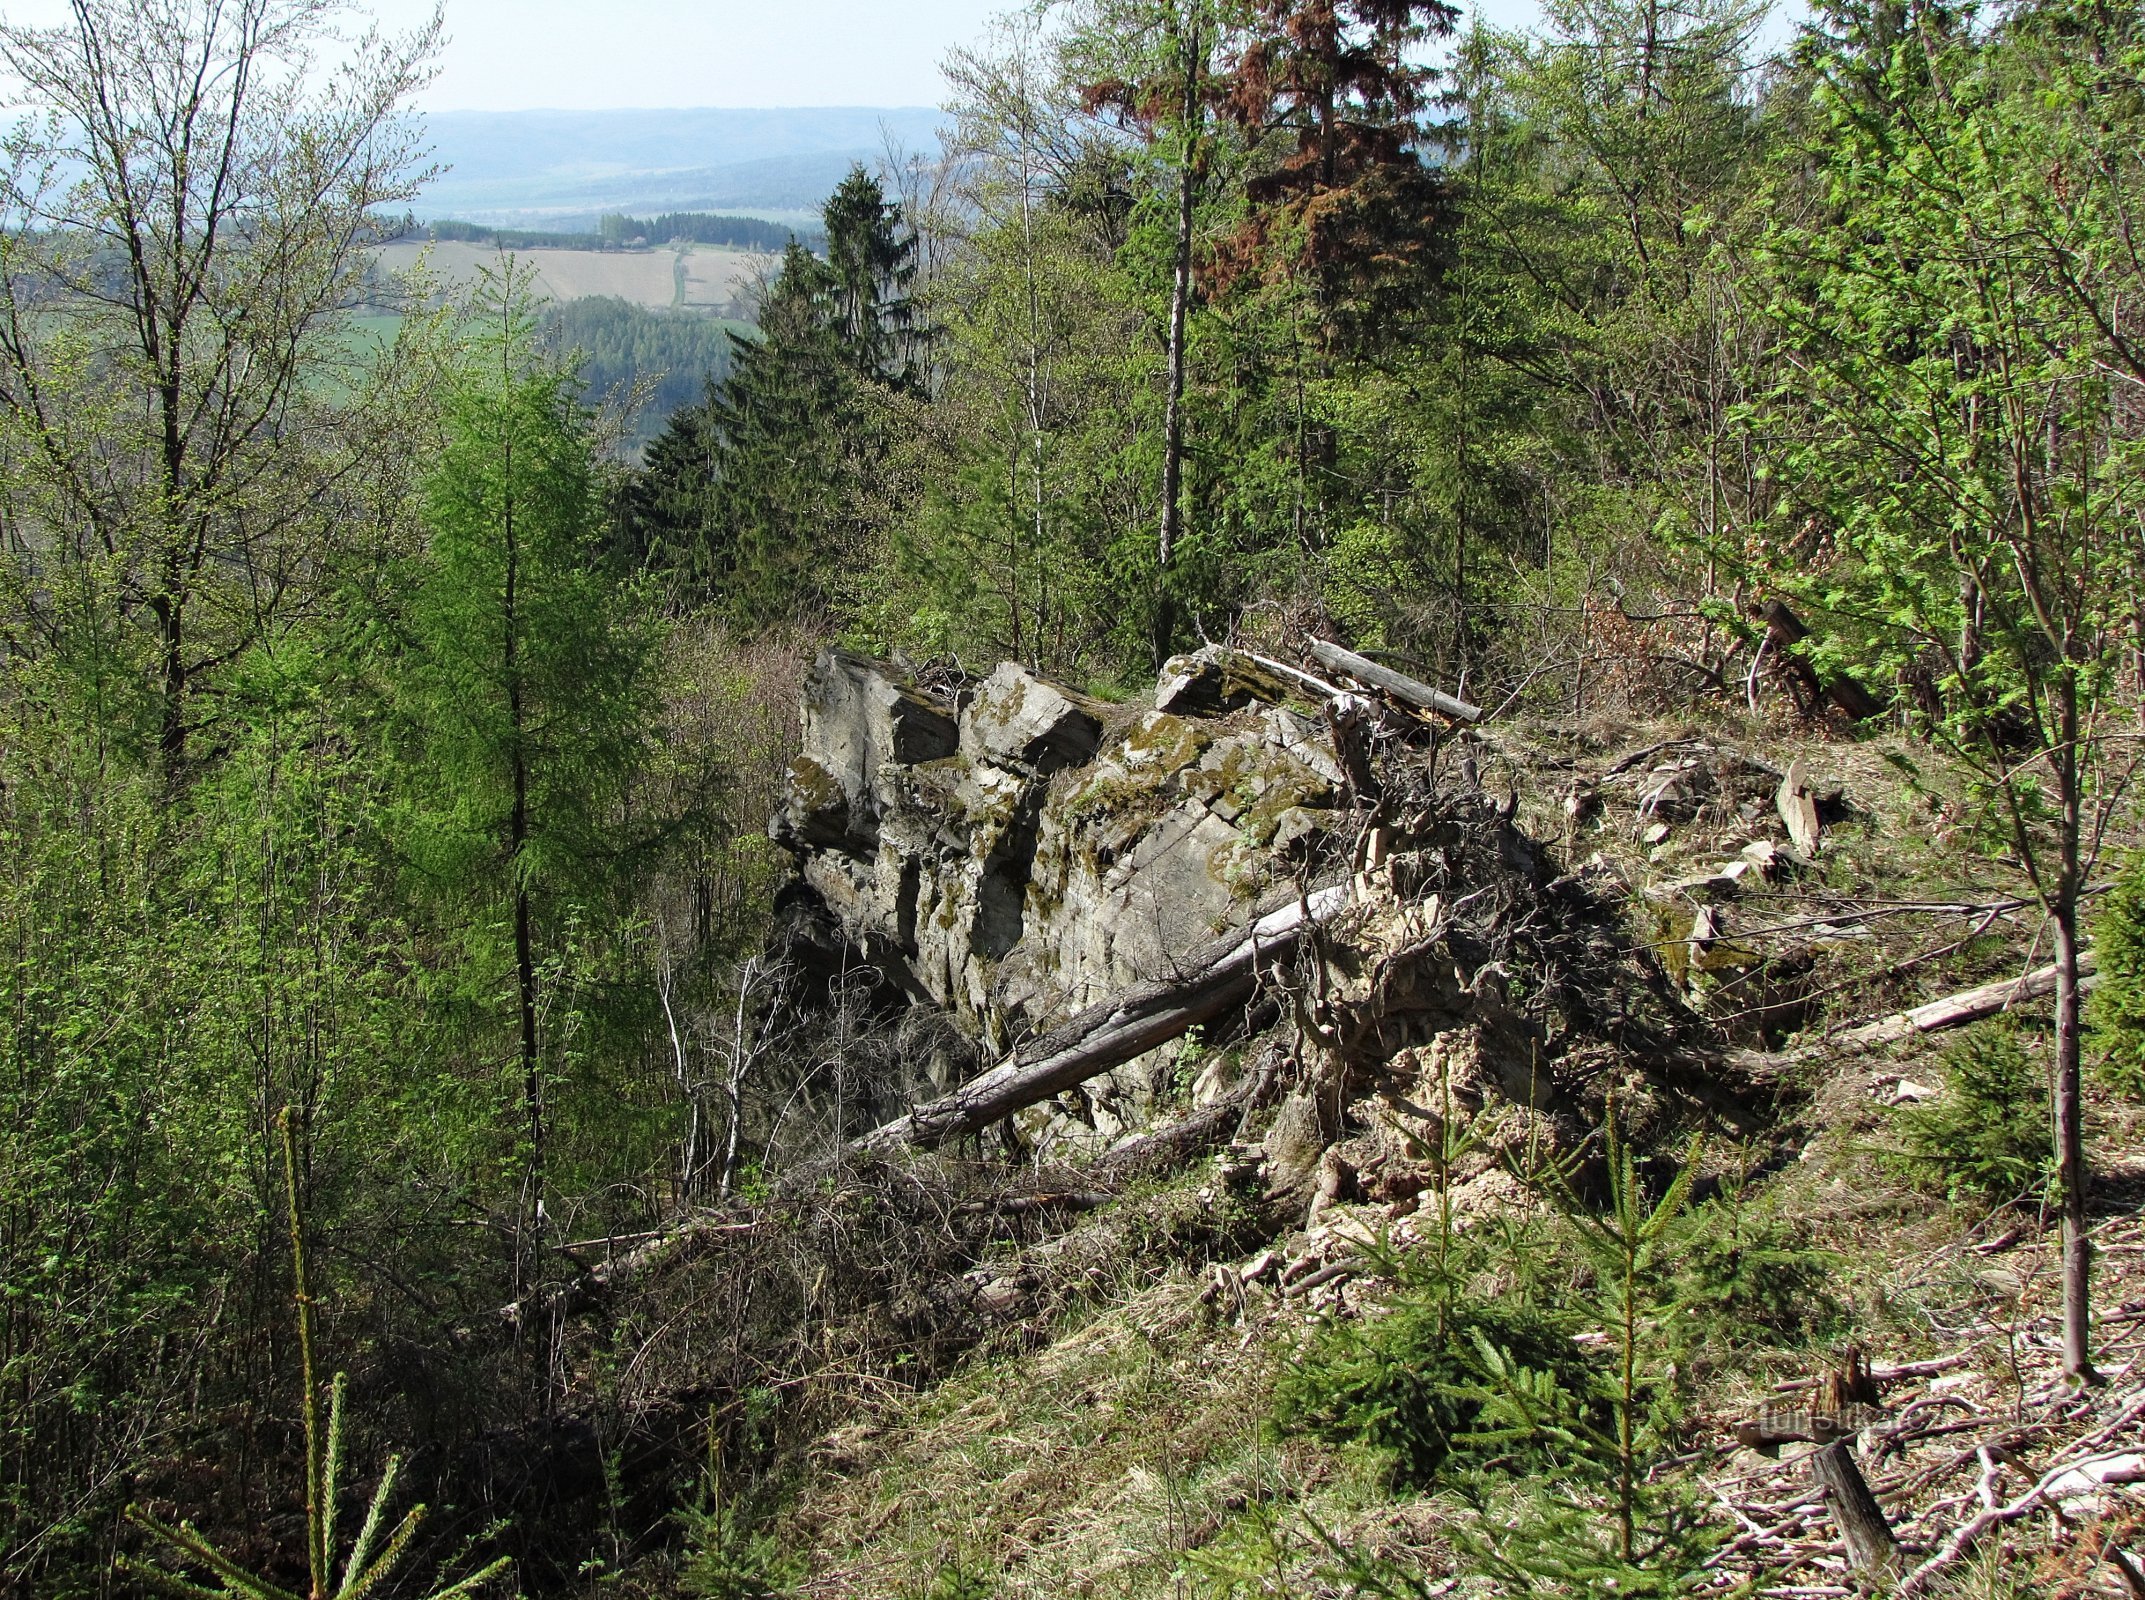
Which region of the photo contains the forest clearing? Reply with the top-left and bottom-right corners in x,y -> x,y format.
369,238 -> 761,312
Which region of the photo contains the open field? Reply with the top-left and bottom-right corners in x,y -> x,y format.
369,240 -> 762,312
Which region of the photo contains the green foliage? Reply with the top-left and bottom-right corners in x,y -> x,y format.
628,167 -> 920,619
1666,1189 -> 1842,1349
1893,1026 -> 2054,1205
120,1112 -> 509,1600
543,297 -> 744,448
1280,1120 -> 1728,1595
672,1434 -> 802,1600
2092,852 -> 2145,1096
400,282 -> 656,911
1272,1288 -> 1599,1488
897,1554 -> 996,1600
674,1502 -> 800,1600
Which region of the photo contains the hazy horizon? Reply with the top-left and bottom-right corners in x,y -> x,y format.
1,0 -> 1580,113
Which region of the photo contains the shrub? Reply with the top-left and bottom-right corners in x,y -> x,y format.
1667,1194 -> 1841,1349
672,1425 -> 801,1600
1893,1025 -> 2051,1204
675,1496 -> 802,1600
899,1555 -> 996,1600
1271,1292 -> 1601,1489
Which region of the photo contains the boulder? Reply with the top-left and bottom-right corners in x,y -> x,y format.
960,662 -> 1106,774
774,648 -> 1356,1049
1154,644 -> 1301,716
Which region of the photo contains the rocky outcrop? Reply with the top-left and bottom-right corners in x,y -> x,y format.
772,647 -> 1706,1160
773,650 -> 1349,1052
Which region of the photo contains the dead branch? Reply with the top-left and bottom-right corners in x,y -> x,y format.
1304,638 -> 1483,724
1896,1393 -> 2145,1596
1732,950 -> 2101,1077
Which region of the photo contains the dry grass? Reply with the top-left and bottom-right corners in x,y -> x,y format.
778,1271 -> 1382,1599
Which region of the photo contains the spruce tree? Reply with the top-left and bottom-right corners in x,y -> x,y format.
631,168 -> 922,623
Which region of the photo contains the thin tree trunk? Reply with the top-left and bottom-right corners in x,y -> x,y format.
502,431 -> 545,1300
2056,869 -> 2095,1381
1154,20 -> 1200,668
2053,658 -> 2096,1382
1023,120 -> 1046,670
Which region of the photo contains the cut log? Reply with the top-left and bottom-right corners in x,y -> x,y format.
1096,1094 -> 1251,1180
1812,1439 -> 1898,1576
859,884 -> 1355,1152
1238,649 -> 1350,703
1754,1352 -> 1896,1577
1303,639 -> 1482,724
501,1214 -> 762,1329
1829,947 -> 2099,1052
1732,949 -> 2101,1080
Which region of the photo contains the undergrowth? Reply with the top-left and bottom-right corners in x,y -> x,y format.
1270,1121 -> 1838,1596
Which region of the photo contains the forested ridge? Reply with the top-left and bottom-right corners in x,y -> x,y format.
11,0 -> 2145,1597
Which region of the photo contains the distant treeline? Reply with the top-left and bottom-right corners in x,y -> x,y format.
604,212 -> 807,250
415,212 -> 814,253
544,295 -> 744,450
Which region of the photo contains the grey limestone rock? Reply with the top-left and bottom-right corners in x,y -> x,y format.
772,647 -> 1344,1049
1154,644 -> 1303,716
959,661 -> 1107,773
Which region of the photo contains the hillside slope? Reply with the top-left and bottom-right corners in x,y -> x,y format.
580,653 -> 2145,1600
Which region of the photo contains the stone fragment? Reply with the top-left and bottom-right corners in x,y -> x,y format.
1740,838 -> 1792,879
960,661 -> 1107,774
1777,759 -> 1824,856
1658,862 -> 1748,901
1154,644 -> 1299,715
1269,805 -> 1329,856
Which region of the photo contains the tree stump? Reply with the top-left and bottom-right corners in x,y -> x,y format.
1809,1350 -> 1898,1578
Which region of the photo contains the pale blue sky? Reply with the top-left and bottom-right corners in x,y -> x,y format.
3,0 -> 1785,112
369,0 -> 1557,111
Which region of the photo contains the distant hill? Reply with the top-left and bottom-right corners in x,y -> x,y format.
414,106 -> 943,225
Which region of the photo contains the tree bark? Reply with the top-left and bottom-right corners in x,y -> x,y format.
1153,17 -> 1201,668
1726,950 -> 2100,1081
502,436 -> 545,1300
1811,1440 -> 1897,1576
1759,600 -> 1884,720
2056,894 -> 2096,1380
1805,1353 -> 1897,1575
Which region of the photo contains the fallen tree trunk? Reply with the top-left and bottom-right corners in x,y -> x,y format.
1303,639 -> 1482,724
501,894 -> 1350,1326
859,884 -> 1354,1152
1733,948 -> 2099,1079
502,1214 -> 763,1330
1829,947 -> 2099,1051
